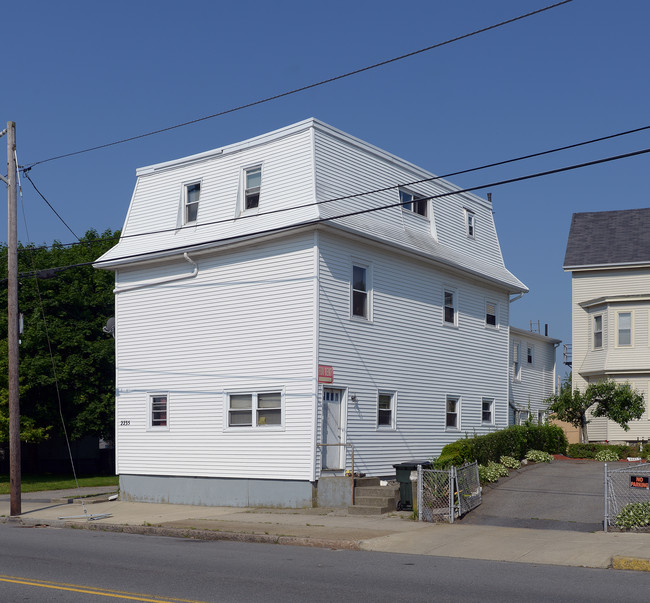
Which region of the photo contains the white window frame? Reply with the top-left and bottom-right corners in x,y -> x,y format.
593,314 -> 603,349
616,311 -> 633,347
537,410 -> 547,424
446,395 -> 460,431
351,262 -> 372,321
183,181 -> 201,225
148,393 -> 169,431
481,397 -> 494,425
443,288 -> 458,327
377,390 -> 396,430
485,301 -> 498,328
518,409 -> 530,425
513,342 -> 521,382
465,209 -> 476,238
243,165 -> 262,211
226,389 -> 284,430
399,188 -> 427,217
527,345 -> 534,365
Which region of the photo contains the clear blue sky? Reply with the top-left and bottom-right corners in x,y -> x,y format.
3,0 -> 649,368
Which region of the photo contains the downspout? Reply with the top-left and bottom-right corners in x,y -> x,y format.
113,253 -> 198,294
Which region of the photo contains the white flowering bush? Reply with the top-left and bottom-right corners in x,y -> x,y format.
478,461 -> 509,483
595,449 -> 619,462
525,449 -> 553,463
500,455 -> 521,470
615,502 -> 650,529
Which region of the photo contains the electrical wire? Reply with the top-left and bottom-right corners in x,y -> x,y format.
23,0 -> 573,169
17,144 -> 650,279
18,122 -> 650,254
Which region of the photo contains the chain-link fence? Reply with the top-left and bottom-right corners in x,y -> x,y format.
604,462 -> 650,531
417,462 -> 481,523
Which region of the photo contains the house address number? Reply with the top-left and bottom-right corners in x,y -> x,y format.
120,420 -> 130,426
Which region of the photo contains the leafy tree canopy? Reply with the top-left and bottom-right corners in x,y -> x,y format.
0,229 -> 118,442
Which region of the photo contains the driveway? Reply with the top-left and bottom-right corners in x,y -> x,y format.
460,458 -> 606,532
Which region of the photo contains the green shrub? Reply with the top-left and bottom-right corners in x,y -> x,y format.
525,449 -> 553,463
478,461 -> 509,483
615,501 -> 650,529
435,424 -> 567,468
500,455 -> 521,469
595,449 -> 619,462
567,443 -> 634,459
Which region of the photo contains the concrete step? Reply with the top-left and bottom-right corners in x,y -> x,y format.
348,504 -> 392,516
354,486 -> 399,498
354,495 -> 398,508
354,477 -> 381,488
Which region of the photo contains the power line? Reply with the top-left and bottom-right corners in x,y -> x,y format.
17,144 -> 650,279
23,0 -> 573,169
18,122 -> 650,253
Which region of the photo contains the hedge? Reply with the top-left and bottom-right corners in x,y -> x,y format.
434,424 -> 568,468
566,443 -> 647,460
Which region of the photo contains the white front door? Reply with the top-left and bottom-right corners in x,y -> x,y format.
322,388 -> 344,470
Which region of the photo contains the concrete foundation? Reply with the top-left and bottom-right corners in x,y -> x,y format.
120,474 -> 315,508
316,476 -> 354,507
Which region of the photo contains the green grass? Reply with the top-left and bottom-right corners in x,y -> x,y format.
0,474 -> 118,495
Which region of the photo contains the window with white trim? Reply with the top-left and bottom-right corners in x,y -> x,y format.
351,264 -> 371,319
485,301 -> 497,328
149,394 -> 168,429
593,314 -> 603,349
527,345 -> 534,365
513,342 -> 521,382
446,395 -> 460,430
518,410 -> 530,425
482,398 -> 494,424
228,391 -> 282,428
537,410 -> 547,424
465,209 -> 475,238
617,311 -> 632,347
244,166 -> 261,210
377,391 -> 396,429
443,289 -> 457,326
184,182 -> 200,224
399,189 -> 427,217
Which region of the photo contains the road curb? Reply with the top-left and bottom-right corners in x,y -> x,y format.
1,516 -> 362,551
611,555 -> 650,572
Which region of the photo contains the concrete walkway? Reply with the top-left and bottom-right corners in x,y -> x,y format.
1,461 -> 649,572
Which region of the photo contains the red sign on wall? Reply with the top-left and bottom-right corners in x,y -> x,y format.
318,365 -> 334,384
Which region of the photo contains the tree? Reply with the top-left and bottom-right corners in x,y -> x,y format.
546,376 -> 645,443
0,229 -> 118,442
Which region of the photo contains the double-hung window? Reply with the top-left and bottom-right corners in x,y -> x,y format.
228,391 -> 282,428
149,394 -> 168,429
443,289 -> 457,326
446,396 -> 460,430
352,264 -> 370,319
399,189 -> 427,217
527,346 -> 534,365
617,312 -> 632,347
482,398 -> 494,424
513,343 -> 521,382
244,166 -> 261,210
465,209 -> 476,238
184,182 -> 200,224
593,315 -> 603,349
377,391 -> 396,429
485,301 -> 497,328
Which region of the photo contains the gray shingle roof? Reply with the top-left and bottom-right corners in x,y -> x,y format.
563,208 -> 650,269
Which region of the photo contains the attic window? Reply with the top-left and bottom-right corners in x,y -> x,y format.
465,209 -> 475,238
184,183 -> 200,224
244,167 -> 261,210
399,189 -> 427,217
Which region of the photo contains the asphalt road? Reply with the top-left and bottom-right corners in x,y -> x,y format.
460,458 -> 605,531
1,523 -> 648,602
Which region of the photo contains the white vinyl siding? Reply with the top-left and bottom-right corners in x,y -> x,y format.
114,233 -> 317,480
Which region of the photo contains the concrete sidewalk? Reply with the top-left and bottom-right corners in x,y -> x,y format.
1,486 -> 648,571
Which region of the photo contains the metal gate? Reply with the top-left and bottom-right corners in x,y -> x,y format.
604,462 -> 650,531
417,462 -> 481,523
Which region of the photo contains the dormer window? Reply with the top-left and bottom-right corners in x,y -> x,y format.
184,183 -> 200,224
244,167 -> 261,210
400,189 -> 427,217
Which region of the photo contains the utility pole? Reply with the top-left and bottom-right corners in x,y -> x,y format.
2,121 -> 20,516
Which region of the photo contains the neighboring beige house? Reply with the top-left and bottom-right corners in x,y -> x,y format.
564,208 -> 650,443
508,327 -> 561,426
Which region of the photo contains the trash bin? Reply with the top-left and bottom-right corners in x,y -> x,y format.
393,460 -> 432,510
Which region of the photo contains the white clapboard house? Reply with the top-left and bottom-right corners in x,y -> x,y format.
95,119 -> 527,507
